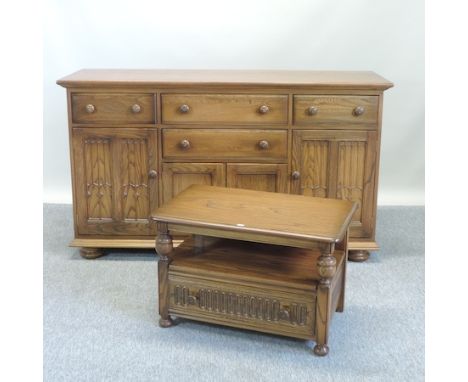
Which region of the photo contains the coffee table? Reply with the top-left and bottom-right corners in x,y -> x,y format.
152,185 -> 357,356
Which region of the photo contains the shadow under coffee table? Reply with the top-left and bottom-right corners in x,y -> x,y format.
152,185 -> 357,356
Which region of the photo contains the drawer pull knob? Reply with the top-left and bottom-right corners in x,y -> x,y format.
258,105 -> 270,114
307,106 -> 318,115
353,106 -> 365,116
292,171 -> 300,180
179,104 -> 190,113
279,309 -> 290,321
179,139 -> 191,150
85,104 -> 95,113
131,104 -> 141,113
148,170 -> 158,179
187,295 -> 198,305
258,140 -> 270,150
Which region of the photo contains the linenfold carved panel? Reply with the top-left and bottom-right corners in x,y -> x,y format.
301,141 -> 329,198
173,285 -> 308,326
120,138 -> 150,221
337,141 -> 366,221
84,138 -> 113,220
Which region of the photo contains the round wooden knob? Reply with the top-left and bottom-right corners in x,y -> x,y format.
353,106 -> 365,116
307,106 -> 318,115
179,104 -> 190,113
292,171 -> 300,180
258,105 -> 270,114
258,140 -> 270,150
85,104 -> 95,113
279,309 -> 290,321
131,104 -> 141,113
179,139 -> 191,149
148,170 -> 158,179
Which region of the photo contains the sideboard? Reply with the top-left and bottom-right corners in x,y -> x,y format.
57,70 -> 393,261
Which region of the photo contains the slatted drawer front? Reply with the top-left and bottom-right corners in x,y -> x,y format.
72,93 -> 155,124
168,277 -> 315,338
162,129 -> 288,161
161,94 -> 288,124
293,95 -> 378,127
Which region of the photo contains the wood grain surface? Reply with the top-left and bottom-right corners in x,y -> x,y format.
58,69 -> 392,259
293,95 -> 378,127
161,94 -> 288,124
169,238 -> 345,290
72,93 -> 155,124
162,129 -> 288,161
152,185 -> 357,243
226,163 -> 288,193
58,69 -> 393,90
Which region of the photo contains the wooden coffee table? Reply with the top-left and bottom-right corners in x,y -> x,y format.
152,185 -> 357,356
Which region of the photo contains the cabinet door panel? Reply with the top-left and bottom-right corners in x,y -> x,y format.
337,141 -> 367,222
82,136 -> 114,221
162,163 -> 225,204
226,164 -> 288,193
72,128 -> 158,235
292,130 -> 377,238
294,140 -> 331,198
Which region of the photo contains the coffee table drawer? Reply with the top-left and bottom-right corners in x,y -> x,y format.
72,93 -> 155,124
162,129 -> 288,161
293,95 -> 378,127
168,275 -> 315,339
161,94 -> 288,124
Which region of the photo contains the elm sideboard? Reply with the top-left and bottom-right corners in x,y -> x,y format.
57,69 -> 393,261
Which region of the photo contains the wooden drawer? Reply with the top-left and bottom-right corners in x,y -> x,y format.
168,275 -> 315,339
293,95 -> 378,127
71,93 -> 155,124
161,94 -> 288,125
163,235 -> 346,340
162,129 -> 288,161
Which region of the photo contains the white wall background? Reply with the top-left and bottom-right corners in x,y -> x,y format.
44,0 -> 424,205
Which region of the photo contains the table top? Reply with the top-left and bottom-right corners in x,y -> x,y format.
152,185 -> 357,244
57,69 -> 393,90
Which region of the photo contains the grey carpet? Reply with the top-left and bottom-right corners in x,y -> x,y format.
43,205 -> 424,381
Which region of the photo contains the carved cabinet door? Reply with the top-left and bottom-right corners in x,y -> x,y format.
72,128 -> 158,235
226,163 -> 288,193
291,130 -> 378,238
161,163 -> 226,204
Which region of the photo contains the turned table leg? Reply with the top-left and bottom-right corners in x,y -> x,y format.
79,247 -> 105,259
348,250 -> 370,262
314,247 -> 337,356
156,223 -> 174,328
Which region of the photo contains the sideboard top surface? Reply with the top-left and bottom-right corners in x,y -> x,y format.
57,69 -> 393,90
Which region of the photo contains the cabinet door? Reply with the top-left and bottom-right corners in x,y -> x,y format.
72,128 -> 158,235
226,164 -> 288,193
161,163 -> 225,204
291,130 -> 377,238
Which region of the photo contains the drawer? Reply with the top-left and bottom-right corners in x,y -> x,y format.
162,129 -> 288,161
71,93 -> 155,124
293,95 -> 378,127
168,275 -> 315,339
161,94 -> 288,125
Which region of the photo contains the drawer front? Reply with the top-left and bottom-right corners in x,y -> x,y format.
161,94 -> 288,125
72,93 -> 155,124
293,95 -> 378,127
168,275 -> 315,339
162,129 -> 288,161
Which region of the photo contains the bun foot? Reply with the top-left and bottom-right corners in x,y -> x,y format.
159,317 -> 174,328
79,247 -> 105,259
313,344 -> 329,356
348,250 -> 370,262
